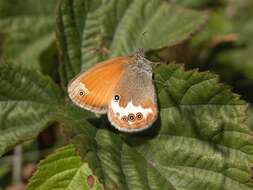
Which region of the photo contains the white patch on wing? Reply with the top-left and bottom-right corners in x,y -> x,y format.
79,83 -> 90,94
68,81 -> 90,96
111,100 -> 152,119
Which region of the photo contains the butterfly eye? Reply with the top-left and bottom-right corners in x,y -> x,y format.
79,90 -> 85,96
128,113 -> 135,121
121,116 -> 128,122
136,112 -> 143,120
114,94 -> 120,101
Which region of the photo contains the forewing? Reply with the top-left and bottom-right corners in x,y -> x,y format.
68,57 -> 130,113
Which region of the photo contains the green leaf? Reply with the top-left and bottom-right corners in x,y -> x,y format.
60,64 -> 253,190
27,145 -> 103,190
56,0 -> 207,87
0,0 -> 56,70
0,63 -> 64,156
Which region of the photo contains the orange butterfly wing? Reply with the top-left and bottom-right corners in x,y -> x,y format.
68,57 -> 131,113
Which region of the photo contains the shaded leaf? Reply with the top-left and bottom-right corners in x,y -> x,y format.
0,0 -> 56,70
0,63 -> 64,156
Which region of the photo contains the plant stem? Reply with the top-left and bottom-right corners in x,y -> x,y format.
12,145 -> 22,184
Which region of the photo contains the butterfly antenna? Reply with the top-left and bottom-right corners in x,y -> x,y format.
134,31 -> 148,55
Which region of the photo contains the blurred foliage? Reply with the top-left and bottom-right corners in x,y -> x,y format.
0,0 -> 56,70
191,0 -> 253,102
0,0 -> 253,189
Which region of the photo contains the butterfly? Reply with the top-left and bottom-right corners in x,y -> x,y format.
67,50 -> 158,132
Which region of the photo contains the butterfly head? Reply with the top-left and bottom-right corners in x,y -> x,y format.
135,48 -> 145,58
130,49 -> 153,74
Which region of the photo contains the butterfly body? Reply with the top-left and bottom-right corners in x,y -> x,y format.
68,51 -> 158,132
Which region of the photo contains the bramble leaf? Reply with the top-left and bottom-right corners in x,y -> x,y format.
0,0 -> 56,70
27,145 -> 103,190
0,63 -> 64,156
